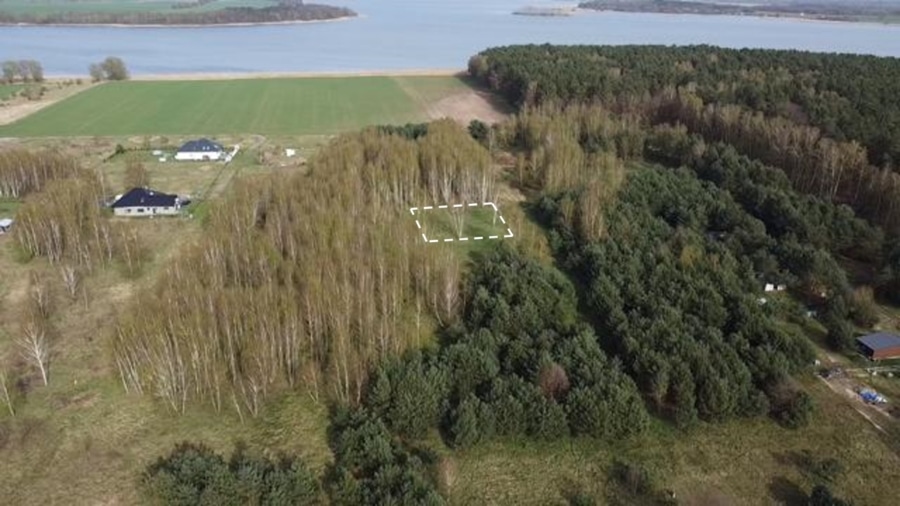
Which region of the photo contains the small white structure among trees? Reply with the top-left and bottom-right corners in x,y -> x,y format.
174,138 -> 225,161
110,187 -> 183,217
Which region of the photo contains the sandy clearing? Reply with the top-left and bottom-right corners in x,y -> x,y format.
427,90 -> 511,125
392,74 -> 511,126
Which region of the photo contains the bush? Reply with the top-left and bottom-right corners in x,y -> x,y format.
848,286 -> 879,328
366,351 -> 449,439
773,389 -> 814,429
327,408 -> 444,505
141,442 -> 320,505
449,394 -> 496,448
809,484 -> 852,506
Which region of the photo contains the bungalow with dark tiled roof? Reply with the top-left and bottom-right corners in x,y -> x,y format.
174,138 -> 225,161
111,188 -> 183,217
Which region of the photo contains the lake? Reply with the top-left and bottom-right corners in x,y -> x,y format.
2,0 -> 900,75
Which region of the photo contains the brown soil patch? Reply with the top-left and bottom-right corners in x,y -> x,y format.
427,90 -> 511,125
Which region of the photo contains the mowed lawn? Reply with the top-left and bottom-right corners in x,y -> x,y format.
0,77 -> 428,136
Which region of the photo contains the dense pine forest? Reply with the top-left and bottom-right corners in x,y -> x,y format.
4,45 -> 900,504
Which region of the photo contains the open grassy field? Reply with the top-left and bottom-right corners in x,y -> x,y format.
0,77 -> 434,137
0,0 -> 273,16
0,74 -> 507,137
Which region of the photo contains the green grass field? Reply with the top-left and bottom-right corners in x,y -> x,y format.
0,76 -> 439,137
0,84 -> 23,100
0,0 -> 274,16
418,205 -> 511,243
0,199 -> 19,217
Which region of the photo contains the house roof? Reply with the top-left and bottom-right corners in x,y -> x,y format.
857,332 -> 900,351
111,188 -> 178,208
177,138 -> 224,153
0,218 -> 12,227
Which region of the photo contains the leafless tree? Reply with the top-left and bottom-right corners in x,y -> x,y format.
0,367 -> 15,417
20,319 -> 50,386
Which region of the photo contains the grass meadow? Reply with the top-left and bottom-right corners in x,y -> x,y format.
445,378 -> 900,505
0,84 -> 23,101
0,76 -> 436,137
417,205 -> 512,242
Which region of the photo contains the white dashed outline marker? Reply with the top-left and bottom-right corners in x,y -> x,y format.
411,202 -> 513,244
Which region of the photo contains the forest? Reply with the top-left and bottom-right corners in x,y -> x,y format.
3,44 -> 899,504
0,1 -> 355,25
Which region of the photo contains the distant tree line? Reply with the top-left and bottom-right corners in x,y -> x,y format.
470,45 -> 900,235
469,45 -> 900,171
579,0 -> 900,23
1,59 -> 43,84
0,1 -> 356,26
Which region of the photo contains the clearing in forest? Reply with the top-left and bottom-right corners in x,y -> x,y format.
411,202 -> 513,244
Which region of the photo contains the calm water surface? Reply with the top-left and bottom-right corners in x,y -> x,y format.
2,0 -> 900,75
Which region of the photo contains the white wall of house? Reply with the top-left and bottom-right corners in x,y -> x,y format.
113,206 -> 181,217
174,151 -> 224,162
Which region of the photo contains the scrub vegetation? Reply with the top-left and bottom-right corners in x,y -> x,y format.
2,44 -> 900,505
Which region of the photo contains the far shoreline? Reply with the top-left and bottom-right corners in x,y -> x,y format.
0,14 -> 357,29
580,8 -> 900,27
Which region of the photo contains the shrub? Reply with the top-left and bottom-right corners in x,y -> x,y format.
142,442 -> 320,505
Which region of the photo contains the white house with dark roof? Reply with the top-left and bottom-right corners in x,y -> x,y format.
174,138 -> 225,161
111,188 -> 183,217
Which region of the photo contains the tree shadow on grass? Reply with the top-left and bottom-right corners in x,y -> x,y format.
768,476 -> 807,505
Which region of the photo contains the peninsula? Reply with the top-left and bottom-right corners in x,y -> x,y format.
0,0 -> 355,26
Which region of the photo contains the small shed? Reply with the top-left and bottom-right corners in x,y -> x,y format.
857,332 -> 900,361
